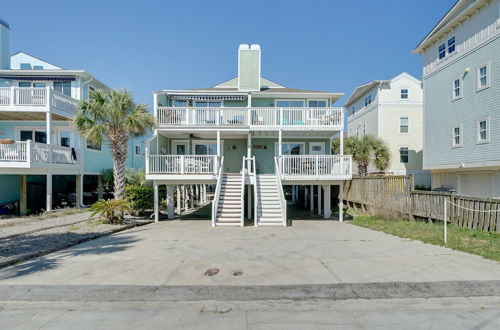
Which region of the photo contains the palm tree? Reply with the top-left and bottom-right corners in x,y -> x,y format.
332,135 -> 390,176
75,90 -> 154,200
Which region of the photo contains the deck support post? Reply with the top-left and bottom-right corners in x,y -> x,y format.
247,185 -> 252,220
318,185 -> 322,216
203,185 -> 207,204
176,185 -> 181,214
323,184 -> 331,219
154,182 -> 159,222
19,175 -> 27,216
338,183 -> 344,222
46,171 -> 52,212
189,185 -> 194,209
97,175 -> 104,200
167,185 -> 174,220
305,186 -> 308,208
310,185 -> 314,211
183,185 -> 188,212
216,131 -> 221,157
76,174 -> 83,208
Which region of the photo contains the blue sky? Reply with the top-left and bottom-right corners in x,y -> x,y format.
4,0 -> 456,108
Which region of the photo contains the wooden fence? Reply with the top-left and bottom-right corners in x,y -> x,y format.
343,175 -> 500,233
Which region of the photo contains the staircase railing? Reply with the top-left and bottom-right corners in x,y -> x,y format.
274,157 -> 287,227
242,156 -> 256,226
211,156 -> 224,227
252,157 -> 258,227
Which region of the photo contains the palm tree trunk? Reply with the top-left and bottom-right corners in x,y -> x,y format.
110,129 -> 129,200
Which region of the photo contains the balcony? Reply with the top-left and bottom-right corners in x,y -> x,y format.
277,155 -> 352,181
146,155 -> 219,182
0,140 -> 80,170
156,107 -> 343,131
0,87 -> 79,119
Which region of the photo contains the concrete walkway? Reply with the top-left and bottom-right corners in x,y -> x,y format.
1,220 -> 500,289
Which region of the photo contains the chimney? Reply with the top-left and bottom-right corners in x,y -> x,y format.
238,44 -> 261,91
0,18 -> 10,69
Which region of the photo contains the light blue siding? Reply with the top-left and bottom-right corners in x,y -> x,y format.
423,36 -> 500,167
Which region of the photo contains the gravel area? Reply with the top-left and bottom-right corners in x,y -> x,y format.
0,211 -> 152,268
0,212 -> 90,239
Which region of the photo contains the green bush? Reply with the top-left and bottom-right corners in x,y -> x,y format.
90,199 -> 130,224
125,185 -> 154,216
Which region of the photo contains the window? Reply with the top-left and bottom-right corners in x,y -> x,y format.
351,106 -> 355,115
452,78 -> 462,99
18,82 -> 46,88
194,101 -> 222,107
307,100 -> 327,107
400,117 -> 409,133
399,147 -> 409,163
134,145 -> 141,156
452,125 -> 462,147
400,89 -> 408,99
364,95 -> 372,107
477,119 -> 489,143
19,130 -> 46,143
54,81 -> 71,97
173,100 -> 187,107
86,140 -> 102,151
438,44 -> 446,59
477,63 -> 490,90
363,122 -> 366,135
274,142 -> 304,156
275,100 -> 305,107
60,131 -> 71,147
447,36 -> 456,54
193,141 -> 218,155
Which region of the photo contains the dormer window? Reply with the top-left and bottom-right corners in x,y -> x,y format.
400,89 -> 409,99
447,37 -> 456,53
438,44 -> 446,59
364,95 -> 372,107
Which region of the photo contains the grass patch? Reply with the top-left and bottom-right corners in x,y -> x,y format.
350,213 -> 500,262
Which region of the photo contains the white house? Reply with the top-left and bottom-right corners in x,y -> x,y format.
344,72 -> 429,186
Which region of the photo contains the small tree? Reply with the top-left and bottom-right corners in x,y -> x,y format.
332,135 -> 390,176
75,90 -> 154,200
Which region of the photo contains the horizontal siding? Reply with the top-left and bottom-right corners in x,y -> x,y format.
423,36 -> 500,168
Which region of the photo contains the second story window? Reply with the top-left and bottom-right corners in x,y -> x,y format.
173,100 -> 187,107
399,147 -> 409,164
438,44 -> 446,59
447,36 -> 456,53
477,63 -> 490,90
134,145 -> 141,156
351,106 -> 355,115
308,100 -> 327,107
364,95 -> 372,107
400,117 -> 409,133
453,78 -> 462,99
477,118 -> 489,144
54,81 -> 71,97
452,125 -> 462,147
400,89 -> 408,99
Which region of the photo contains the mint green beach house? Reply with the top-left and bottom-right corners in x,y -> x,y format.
147,44 -> 352,226
0,19 -> 146,214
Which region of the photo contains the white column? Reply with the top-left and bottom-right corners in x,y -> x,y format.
339,129 -> 344,155
76,174 -> 83,208
46,172 -> 52,212
310,185 -> 314,211
338,183 -> 344,222
189,185 -> 194,209
247,185 -> 252,220
154,182 -> 159,222
46,112 -> 51,145
203,185 -> 207,204
167,185 -> 174,220
278,129 -> 282,157
323,184 -> 331,219
175,185 -> 181,214
247,132 -> 252,158
183,185 -> 188,212
318,186 -> 322,216
195,185 -> 199,205
216,131 -> 221,157
305,186 -> 308,208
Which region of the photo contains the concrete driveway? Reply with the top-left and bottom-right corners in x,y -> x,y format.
1,220 -> 500,289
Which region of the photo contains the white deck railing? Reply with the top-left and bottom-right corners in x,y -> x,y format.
0,140 -> 79,166
277,155 -> 352,180
156,107 -> 343,129
148,155 -> 218,174
212,156 -> 224,227
0,87 -> 79,116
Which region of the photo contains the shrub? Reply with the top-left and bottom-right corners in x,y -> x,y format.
90,199 -> 130,224
125,185 -> 154,216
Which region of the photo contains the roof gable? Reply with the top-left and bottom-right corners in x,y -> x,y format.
10,52 -> 62,70
213,76 -> 285,89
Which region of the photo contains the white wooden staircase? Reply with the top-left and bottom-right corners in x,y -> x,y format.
214,173 -> 244,226
255,174 -> 287,226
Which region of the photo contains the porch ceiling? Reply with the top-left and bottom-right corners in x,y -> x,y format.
0,112 -> 71,121
158,130 -> 249,139
252,130 -> 337,138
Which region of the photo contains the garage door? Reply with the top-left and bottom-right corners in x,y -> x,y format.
459,173 -> 492,198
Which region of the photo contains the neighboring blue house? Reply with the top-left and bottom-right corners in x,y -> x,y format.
0,19 -> 146,214
414,0 -> 500,199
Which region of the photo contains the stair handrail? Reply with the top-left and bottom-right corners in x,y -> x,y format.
212,156 -> 224,227
251,157 -> 258,226
274,156 -> 287,227
240,156 -> 246,227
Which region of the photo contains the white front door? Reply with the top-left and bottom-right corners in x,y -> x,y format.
172,141 -> 188,155
309,142 -> 325,155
